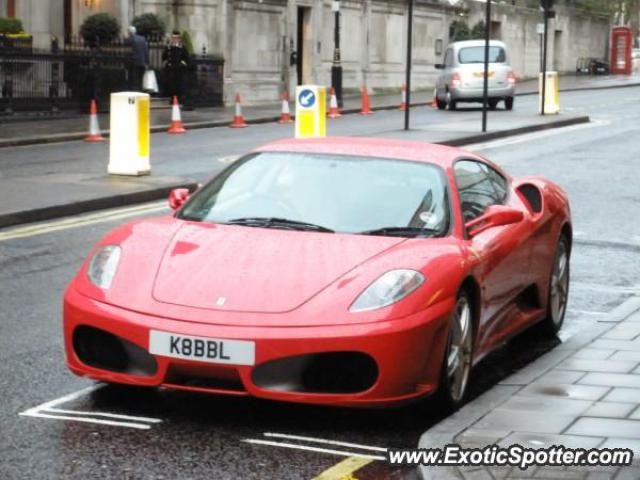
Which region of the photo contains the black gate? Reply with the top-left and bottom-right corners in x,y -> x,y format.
0,35 -> 224,114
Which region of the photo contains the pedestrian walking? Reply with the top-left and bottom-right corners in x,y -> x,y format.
163,31 -> 190,105
128,25 -> 149,91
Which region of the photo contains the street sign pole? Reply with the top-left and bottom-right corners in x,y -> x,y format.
331,1 -> 343,108
541,13 -> 548,115
540,0 -> 554,115
404,0 -> 413,131
481,0 -> 491,133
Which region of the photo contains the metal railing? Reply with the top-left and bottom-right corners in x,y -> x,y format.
0,35 -> 224,114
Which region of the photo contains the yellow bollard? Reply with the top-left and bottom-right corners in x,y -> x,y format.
108,92 -> 151,175
539,71 -> 560,114
295,85 -> 326,139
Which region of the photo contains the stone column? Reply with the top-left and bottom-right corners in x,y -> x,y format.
22,0 -> 51,50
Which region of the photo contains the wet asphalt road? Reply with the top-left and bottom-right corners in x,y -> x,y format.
1,86 -> 639,480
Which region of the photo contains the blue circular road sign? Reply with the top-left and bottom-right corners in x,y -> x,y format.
298,89 -> 316,109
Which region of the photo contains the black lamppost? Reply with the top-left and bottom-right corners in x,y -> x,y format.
404,0 -> 414,131
481,0 -> 491,133
331,0 -> 343,107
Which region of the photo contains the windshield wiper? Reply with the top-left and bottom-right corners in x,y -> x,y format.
359,226 -> 440,238
225,217 -> 334,233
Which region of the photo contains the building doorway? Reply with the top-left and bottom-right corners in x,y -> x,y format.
553,30 -> 563,71
296,6 -> 312,85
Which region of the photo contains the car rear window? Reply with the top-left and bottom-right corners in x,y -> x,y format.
458,46 -> 506,64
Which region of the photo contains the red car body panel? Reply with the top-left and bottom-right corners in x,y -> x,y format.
63,138 -> 571,407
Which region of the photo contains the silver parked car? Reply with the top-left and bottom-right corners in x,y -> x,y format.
435,40 -> 516,111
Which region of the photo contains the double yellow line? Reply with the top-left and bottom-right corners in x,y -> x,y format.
0,202 -> 168,242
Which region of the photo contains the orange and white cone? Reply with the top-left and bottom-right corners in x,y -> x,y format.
167,96 -> 186,134
399,84 -> 407,111
431,88 -> 438,108
360,86 -> 373,115
327,87 -> 342,118
229,93 -> 248,128
84,99 -> 105,142
278,92 -> 293,124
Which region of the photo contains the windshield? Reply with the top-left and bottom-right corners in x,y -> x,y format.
458,46 -> 506,64
178,152 -> 450,237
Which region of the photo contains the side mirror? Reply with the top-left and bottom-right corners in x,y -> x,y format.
168,188 -> 190,211
434,63 -> 444,69
465,205 -> 524,238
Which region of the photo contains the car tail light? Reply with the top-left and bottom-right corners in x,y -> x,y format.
451,73 -> 461,88
507,71 -> 516,85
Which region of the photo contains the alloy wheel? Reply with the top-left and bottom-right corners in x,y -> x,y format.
446,296 -> 473,403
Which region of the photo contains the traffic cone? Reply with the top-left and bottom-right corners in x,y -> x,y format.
278,92 -> 293,124
84,99 -> 105,142
431,88 -> 438,108
360,86 -> 373,115
399,84 -> 407,111
167,96 -> 186,134
229,93 -> 248,128
327,87 -> 341,118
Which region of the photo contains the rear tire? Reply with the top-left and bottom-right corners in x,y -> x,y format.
505,96 -> 514,110
539,235 -> 570,337
445,91 -> 457,111
436,290 -> 474,411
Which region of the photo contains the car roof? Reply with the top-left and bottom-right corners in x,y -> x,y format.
449,40 -> 507,50
253,137 -> 480,167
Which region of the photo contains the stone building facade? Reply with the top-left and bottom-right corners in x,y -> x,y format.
2,0 -> 611,105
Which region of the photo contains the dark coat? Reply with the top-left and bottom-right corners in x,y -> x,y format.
130,34 -> 149,67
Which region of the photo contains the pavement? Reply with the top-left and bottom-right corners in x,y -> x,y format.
420,298 -> 640,480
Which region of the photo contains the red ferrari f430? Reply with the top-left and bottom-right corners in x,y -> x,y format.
64,137 -> 571,409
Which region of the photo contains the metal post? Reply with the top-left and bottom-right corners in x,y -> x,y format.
481,0 -> 491,133
331,1 -> 343,108
404,0 -> 413,131
541,14 -> 548,115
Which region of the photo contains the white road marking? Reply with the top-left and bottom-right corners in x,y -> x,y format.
46,407 -> 162,423
462,119 -> 608,152
20,384 -> 101,413
263,432 -> 387,452
20,411 -> 153,430
0,201 -> 168,242
242,439 -> 386,461
19,384 -> 162,430
217,155 -> 240,164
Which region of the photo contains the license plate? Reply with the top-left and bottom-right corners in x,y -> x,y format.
149,330 -> 255,366
473,71 -> 495,78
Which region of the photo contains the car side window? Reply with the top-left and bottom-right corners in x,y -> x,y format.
485,165 -> 508,203
454,160 -> 505,222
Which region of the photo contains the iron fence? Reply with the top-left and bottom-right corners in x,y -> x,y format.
0,35 -> 224,114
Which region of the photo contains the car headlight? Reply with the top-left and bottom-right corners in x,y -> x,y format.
350,269 -> 425,312
87,245 -> 121,289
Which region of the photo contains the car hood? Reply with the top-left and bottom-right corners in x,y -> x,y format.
150,221 -> 406,313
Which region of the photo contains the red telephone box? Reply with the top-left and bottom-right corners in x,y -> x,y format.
611,26 -> 633,75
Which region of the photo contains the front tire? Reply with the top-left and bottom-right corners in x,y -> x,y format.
437,290 -> 474,411
540,235 -> 570,336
